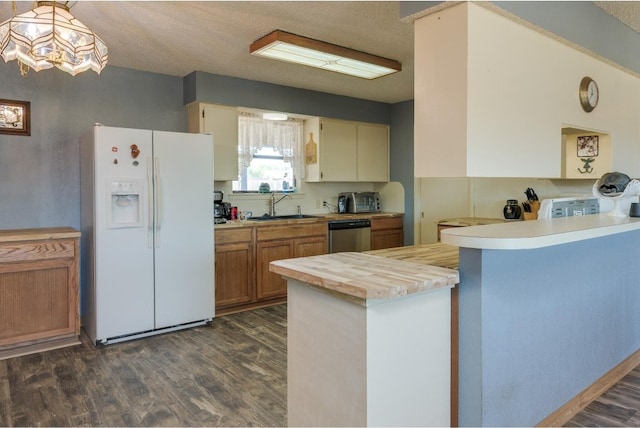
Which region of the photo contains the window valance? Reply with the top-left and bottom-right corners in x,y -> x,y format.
238,112 -> 304,179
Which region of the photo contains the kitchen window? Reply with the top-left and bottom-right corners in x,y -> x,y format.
233,112 -> 304,192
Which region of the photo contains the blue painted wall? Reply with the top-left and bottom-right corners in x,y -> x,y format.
0,64 -> 406,233
183,71 -> 391,124
0,65 -> 185,230
390,100 -> 414,245
458,231 -> 640,425
3,2 -> 640,237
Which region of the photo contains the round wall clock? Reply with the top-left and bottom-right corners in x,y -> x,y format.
579,76 -> 599,112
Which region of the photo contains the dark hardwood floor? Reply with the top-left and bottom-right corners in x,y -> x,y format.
0,304 -> 287,427
2,302 -> 640,427
566,365 -> 640,427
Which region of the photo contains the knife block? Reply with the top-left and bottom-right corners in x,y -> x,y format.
524,201 -> 540,220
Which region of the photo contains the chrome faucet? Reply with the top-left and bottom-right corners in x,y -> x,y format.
270,192 -> 292,216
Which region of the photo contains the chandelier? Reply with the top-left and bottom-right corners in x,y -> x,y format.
0,1 -> 108,76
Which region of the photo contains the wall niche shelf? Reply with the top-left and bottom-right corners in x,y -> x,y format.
561,126 -> 612,179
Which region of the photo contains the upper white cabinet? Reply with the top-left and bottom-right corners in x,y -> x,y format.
188,103 -> 239,181
413,2 -> 640,178
304,118 -> 389,182
357,123 -> 390,182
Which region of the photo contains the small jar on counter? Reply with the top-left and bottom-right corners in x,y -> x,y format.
503,199 -> 522,220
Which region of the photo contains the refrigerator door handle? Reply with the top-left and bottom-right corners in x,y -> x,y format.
155,156 -> 162,248
147,157 -> 153,249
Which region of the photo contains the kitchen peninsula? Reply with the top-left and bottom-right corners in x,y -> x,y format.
272,214 -> 640,427
441,214 -> 640,426
270,252 -> 458,427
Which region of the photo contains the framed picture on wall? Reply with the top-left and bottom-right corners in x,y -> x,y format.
577,135 -> 598,157
0,99 -> 31,136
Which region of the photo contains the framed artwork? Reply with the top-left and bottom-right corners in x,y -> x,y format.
0,99 -> 30,136
577,135 -> 598,157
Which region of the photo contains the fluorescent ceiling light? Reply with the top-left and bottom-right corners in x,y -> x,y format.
250,30 -> 401,80
263,112 -> 288,121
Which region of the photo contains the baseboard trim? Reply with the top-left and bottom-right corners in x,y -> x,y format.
216,298 -> 286,317
0,334 -> 80,360
537,348 -> 640,427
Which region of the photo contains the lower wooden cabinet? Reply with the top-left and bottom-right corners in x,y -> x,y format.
215,222 -> 327,315
215,228 -> 254,310
256,240 -> 292,300
256,223 -> 327,301
371,216 -> 404,250
0,227 -> 81,359
215,216 -> 403,314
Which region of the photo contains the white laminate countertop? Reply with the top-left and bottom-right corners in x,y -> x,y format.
440,213 -> 640,250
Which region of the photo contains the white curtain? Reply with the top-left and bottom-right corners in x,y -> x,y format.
238,112 -> 305,179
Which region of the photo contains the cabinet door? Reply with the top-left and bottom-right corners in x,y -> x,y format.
215,242 -> 253,308
256,240 -> 293,300
0,237 -> 79,349
371,216 -> 404,250
357,124 -> 389,182
319,119 -> 357,181
189,104 -> 239,181
371,229 -> 404,250
294,236 -> 327,257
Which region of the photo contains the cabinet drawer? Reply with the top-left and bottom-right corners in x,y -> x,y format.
215,228 -> 253,245
0,240 -> 76,264
256,222 -> 327,241
371,216 -> 403,231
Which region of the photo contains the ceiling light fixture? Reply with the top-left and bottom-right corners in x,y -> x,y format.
250,30 -> 401,80
0,1 -> 108,77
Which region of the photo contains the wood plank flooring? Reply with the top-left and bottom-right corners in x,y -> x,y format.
566,364 -> 640,427
0,304 -> 287,427
1,301 -> 640,427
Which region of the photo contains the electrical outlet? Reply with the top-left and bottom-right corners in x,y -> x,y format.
323,201 -> 327,207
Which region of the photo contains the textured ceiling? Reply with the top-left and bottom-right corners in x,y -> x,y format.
0,1 -> 414,104
594,1 -> 640,32
1,2 -> 639,104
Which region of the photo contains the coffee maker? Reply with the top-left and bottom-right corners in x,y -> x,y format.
214,190 -> 229,224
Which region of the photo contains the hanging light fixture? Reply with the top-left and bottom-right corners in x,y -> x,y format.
0,1 -> 108,76
250,30 -> 401,80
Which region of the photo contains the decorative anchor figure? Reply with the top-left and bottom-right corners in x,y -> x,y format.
578,157 -> 595,174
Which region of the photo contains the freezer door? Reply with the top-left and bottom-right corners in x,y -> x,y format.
152,131 -> 215,328
93,126 -> 155,340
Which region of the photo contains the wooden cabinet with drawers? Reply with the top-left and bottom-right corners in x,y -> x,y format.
371,216 -> 404,250
215,222 -> 327,315
215,216 -> 404,315
0,227 -> 81,359
256,223 -> 327,300
215,227 -> 254,311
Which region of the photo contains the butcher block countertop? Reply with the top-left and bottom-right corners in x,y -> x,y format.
0,227 -> 80,242
215,212 -> 402,229
367,242 -> 459,269
270,251 -> 459,302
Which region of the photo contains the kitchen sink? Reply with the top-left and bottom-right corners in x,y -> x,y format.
251,214 -> 322,221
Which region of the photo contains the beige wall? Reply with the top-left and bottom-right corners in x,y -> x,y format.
416,177 -> 597,244
414,2 -> 640,178
215,180 -> 404,218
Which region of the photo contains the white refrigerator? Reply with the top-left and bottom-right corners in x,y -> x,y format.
80,125 -> 215,344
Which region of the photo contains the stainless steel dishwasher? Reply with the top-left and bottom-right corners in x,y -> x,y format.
328,219 -> 371,253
